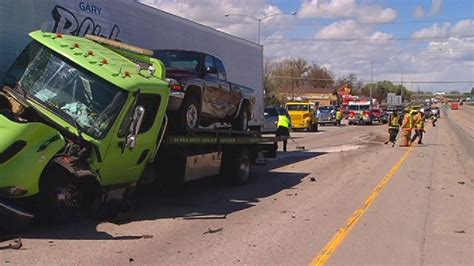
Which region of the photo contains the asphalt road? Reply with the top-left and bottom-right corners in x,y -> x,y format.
1,109 -> 473,265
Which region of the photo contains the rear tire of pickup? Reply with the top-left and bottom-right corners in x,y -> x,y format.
232,103 -> 249,131
178,95 -> 201,132
221,148 -> 251,186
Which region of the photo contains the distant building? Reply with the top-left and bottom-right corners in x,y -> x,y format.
278,86 -> 338,106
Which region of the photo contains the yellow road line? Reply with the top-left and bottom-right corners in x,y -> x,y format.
310,147 -> 414,266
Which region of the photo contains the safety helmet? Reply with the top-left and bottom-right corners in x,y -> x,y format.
420,108 -> 425,113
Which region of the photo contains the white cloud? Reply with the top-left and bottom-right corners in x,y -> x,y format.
298,0 -> 397,23
412,23 -> 451,38
414,0 -> 443,18
451,19 -> 474,37
139,0 -> 290,42
315,20 -> 371,39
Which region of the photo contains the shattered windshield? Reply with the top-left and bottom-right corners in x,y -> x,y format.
6,41 -> 127,139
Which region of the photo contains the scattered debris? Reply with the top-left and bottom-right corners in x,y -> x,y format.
0,238 -> 22,250
449,195 -> 455,197
454,230 -> 466,234
309,177 -> 317,182
458,181 -> 465,185
141,235 -> 153,239
129,258 -> 134,263
203,227 -> 224,234
304,219 -> 311,222
291,215 -> 296,219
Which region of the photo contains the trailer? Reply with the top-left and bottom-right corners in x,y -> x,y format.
0,0 -> 264,128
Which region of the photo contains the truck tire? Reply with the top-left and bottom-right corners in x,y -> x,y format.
221,148 -> 251,186
232,103 -> 249,131
37,169 -> 81,225
178,95 -> 201,131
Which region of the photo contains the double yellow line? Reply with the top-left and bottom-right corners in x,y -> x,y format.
311,147 -> 414,265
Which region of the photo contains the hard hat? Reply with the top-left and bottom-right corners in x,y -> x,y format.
420,108 -> 425,113
404,107 -> 409,112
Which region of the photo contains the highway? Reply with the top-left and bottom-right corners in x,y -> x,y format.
1,105 -> 473,265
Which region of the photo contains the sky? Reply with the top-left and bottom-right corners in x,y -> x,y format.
138,0 -> 474,92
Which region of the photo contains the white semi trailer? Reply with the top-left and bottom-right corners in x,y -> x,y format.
0,0 -> 264,127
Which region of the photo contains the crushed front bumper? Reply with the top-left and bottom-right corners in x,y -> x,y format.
0,200 -> 34,232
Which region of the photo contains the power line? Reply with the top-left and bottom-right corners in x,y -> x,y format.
261,35 -> 474,42
218,17 -> 473,26
268,75 -> 473,84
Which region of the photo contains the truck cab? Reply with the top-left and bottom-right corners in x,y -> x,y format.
0,31 -> 169,228
347,101 -> 372,125
285,101 -> 318,132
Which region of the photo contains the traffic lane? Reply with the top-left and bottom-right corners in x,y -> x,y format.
0,124 -> 395,264
72,125 -> 405,265
446,105 -> 474,138
328,118 -> 473,265
287,122 -> 388,152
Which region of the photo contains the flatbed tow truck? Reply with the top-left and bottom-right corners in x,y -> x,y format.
0,32 -> 280,232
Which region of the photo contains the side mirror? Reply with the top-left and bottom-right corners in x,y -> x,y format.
125,105 -> 145,149
205,66 -> 217,74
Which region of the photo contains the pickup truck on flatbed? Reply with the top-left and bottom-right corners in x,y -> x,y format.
154,50 -> 255,131
0,32 -> 278,232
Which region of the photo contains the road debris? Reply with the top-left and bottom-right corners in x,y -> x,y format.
457,181 -> 465,185
310,177 -> 317,182
454,230 -> 466,234
0,238 -> 22,250
203,227 -> 224,234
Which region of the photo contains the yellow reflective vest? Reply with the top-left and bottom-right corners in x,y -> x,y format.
277,115 -> 290,129
415,113 -> 425,129
389,115 -> 400,129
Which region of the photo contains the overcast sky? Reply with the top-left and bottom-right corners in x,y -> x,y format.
139,0 -> 473,92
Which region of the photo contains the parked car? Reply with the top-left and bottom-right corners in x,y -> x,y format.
262,107 -> 291,134
317,106 -> 337,126
154,50 -> 255,131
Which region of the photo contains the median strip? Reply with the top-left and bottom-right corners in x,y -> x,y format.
310,147 -> 414,266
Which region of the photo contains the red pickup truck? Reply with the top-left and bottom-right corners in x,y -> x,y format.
154,50 -> 255,131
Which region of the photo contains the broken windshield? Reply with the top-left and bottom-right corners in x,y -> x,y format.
5,41 -> 128,139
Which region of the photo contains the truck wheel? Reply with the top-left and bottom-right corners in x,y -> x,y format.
232,103 -> 249,131
37,170 -> 81,225
179,96 -> 201,131
222,148 -> 251,186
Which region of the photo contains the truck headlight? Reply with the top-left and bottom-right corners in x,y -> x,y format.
0,186 -> 28,197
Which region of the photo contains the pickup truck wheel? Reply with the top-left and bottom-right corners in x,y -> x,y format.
232,104 -> 249,131
222,148 -> 251,186
179,96 -> 201,131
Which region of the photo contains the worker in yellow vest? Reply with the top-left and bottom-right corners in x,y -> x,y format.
335,109 -> 343,127
385,112 -> 400,147
275,114 -> 291,152
400,108 -> 414,147
411,109 -> 426,144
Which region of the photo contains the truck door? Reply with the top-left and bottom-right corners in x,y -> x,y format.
99,93 -> 164,185
214,57 -> 234,116
203,55 -> 226,118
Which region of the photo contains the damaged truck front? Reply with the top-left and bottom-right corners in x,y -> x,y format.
0,31 -> 169,231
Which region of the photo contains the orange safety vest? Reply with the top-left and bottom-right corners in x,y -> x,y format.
402,113 -> 412,129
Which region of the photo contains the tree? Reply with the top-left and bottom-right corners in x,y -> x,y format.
449,90 -> 461,94
305,64 -> 335,88
361,80 -> 412,102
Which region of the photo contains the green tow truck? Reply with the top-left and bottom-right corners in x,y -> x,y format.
0,31 -> 279,231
